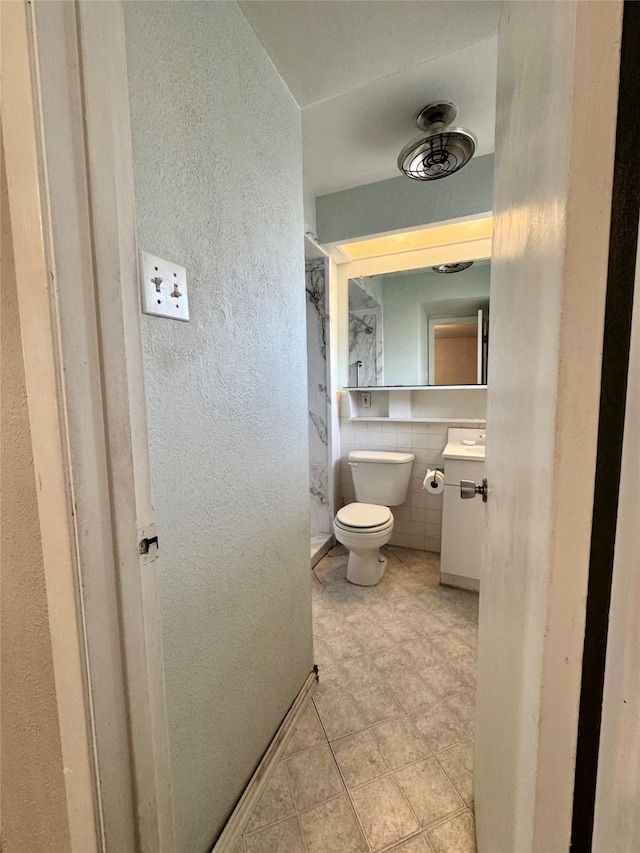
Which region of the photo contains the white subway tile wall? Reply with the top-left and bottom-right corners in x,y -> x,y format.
337,392 -> 486,552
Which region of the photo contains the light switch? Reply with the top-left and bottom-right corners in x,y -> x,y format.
140,251 -> 189,321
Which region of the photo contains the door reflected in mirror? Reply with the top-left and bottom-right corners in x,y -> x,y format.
348,259 -> 489,387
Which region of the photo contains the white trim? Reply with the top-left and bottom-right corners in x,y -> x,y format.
211,671 -> 318,853
3,4 -> 102,848
334,237 -> 492,388
440,573 -> 481,593
322,211 -> 493,263
4,2 -> 175,849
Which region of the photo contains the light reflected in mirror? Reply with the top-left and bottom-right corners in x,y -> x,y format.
348,259 -> 489,387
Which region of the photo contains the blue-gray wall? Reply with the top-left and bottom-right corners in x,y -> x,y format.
316,153 -> 494,244
124,3 -> 312,849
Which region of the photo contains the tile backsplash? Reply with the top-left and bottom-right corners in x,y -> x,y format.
337,392 -> 485,552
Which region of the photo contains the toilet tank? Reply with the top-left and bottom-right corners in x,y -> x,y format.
348,450 -> 415,506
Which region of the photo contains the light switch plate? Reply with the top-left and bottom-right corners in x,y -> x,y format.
140,251 -> 189,321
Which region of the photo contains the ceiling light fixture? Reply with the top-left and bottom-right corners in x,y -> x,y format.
398,101 -> 477,181
432,261 -> 474,274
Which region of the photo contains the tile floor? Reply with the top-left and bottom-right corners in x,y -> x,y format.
237,545 -> 478,853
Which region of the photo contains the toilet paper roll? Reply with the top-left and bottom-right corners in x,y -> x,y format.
423,468 -> 445,494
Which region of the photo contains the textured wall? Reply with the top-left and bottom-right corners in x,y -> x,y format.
316,153 -> 494,244
1,143 -> 71,853
124,4 -> 313,850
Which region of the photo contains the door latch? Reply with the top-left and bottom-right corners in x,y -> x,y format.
139,535 -> 158,555
460,478 -> 488,502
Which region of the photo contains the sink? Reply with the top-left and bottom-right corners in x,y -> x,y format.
442,442 -> 486,461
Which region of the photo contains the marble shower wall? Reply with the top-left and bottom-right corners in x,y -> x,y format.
348,279 -> 383,386
306,259 -> 332,541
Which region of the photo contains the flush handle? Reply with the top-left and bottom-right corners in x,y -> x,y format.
460,478 -> 488,502
348,461 -> 359,467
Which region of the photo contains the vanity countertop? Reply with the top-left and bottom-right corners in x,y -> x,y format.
442,427 -> 487,461
442,442 -> 486,461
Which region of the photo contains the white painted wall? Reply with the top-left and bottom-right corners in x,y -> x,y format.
474,1 -> 622,851
303,183 -> 317,236
316,153 -> 493,244
592,229 -> 640,853
377,266 -> 490,385
124,3 -> 313,850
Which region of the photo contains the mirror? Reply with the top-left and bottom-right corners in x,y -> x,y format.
348,259 -> 489,387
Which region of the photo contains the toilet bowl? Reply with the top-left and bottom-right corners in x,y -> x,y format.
334,502 -> 394,586
334,450 -> 415,586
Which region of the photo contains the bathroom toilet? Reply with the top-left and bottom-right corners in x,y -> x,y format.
334,450 -> 415,586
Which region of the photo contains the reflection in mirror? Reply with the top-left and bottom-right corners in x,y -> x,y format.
348,259 -> 489,387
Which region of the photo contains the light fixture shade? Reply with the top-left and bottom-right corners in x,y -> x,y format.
432,261 -> 474,274
398,101 -> 477,182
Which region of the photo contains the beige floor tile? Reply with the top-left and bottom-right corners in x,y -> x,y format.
309,547 -> 479,852
331,729 -> 390,788
315,664 -> 348,700
324,632 -> 366,662
436,739 -> 474,804
350,774 -> 420,851
339,654 -> 385,692
427,811 -> 476,853
429,630 -> 470,659
451,623 -> 478,652
283,703 -> 327,758
245,763 -> 296,833
314,554 -> 348,585
380,615 -> 422,644
420,662 -> 469,699
317,582 -> 363,613
371,716 -> 431,770
314,691 -> 366,741
350,620 -> 396,654
444,692 -> 476,734
312,637 -> 335,667
384,668 -> 441,712
245,816 -> 305,853
389,833 -> 433,852
285,745 -> 344,810
411,704 -> 466,752
373,645 -> 421,678
230,839 -> 245,853
395,758 -> 465,827
352,681 -> 405,726
300,794 -> 368,853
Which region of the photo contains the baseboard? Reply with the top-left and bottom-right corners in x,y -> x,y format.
440,572 -> 480,593
211,669 -> 318,852
311,535 -> 334,569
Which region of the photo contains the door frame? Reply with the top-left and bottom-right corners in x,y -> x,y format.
3,2 -> 174,850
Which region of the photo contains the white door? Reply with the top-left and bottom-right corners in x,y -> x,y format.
474,2 -> 624,852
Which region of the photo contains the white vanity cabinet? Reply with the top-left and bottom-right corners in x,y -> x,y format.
441,429 -> 486,591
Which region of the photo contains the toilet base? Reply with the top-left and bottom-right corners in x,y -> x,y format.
346,549 -> 388,586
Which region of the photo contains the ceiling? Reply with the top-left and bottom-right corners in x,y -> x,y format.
239,1 -> 501,196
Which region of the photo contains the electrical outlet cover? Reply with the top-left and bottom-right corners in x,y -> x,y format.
140,251 -> 189,321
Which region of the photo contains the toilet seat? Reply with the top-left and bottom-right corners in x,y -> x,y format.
335,503 -> 392,532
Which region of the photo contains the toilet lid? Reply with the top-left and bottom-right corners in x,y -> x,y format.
336,503 -> 392,529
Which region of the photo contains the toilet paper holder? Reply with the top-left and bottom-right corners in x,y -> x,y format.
429,466 -> 444,485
